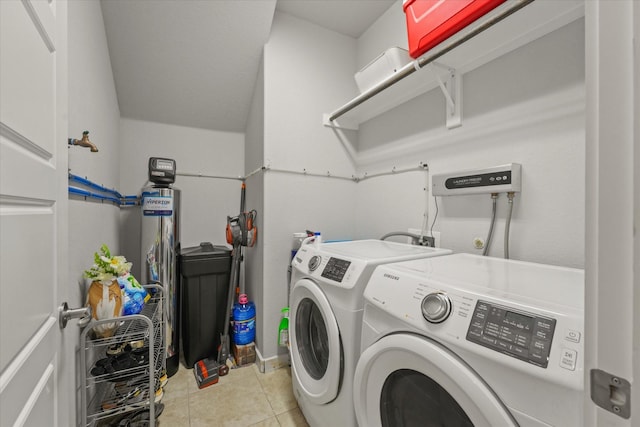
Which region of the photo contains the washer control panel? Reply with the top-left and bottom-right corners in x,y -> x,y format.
466,300 -> 556,368
321,257 -> 352,283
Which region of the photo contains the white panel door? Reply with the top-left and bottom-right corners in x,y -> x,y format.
0,0 -> 71,426
584,0 -> 637,425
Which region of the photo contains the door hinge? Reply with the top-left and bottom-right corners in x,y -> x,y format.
591,369 -> 631,419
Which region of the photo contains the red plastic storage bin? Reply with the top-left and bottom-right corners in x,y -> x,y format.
403,0 -> 506,59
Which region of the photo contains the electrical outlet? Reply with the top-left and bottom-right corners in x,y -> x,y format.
408,228 -> 441,247
422,236 -> 436,247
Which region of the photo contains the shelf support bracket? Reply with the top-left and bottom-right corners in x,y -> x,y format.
428,63 -> 462,129
323,113 -> 359,131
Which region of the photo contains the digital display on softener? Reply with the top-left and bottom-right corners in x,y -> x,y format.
148,157 -> 176,185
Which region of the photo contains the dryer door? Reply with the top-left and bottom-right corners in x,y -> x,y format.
290,278 -> 342,404
353,333 -> 517,427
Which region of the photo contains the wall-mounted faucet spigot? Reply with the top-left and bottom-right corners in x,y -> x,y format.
68,131 -> 98,152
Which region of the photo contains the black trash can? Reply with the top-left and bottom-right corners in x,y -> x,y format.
179,242 -> 232,368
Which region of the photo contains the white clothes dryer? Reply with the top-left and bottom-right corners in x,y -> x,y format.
289,240 -> 452,427
354,253 -> 585,427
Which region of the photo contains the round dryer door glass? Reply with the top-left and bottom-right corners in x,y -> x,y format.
296,298 -> 330,379
353,334 -> 517,427
380,369 -> 473,427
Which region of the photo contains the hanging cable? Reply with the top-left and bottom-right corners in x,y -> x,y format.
483,193 -> 499,256
504,192 -> 515,259
430,195 -> 439,240
420,168 -> 430,241
380,231 -> 427,245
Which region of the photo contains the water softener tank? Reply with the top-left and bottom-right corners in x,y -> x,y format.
141,157 -> 181,377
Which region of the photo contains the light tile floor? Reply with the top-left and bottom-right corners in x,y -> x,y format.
158,363 -> 309,427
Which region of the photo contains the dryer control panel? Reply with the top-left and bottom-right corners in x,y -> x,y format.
293,247 -> 365,290
321,257 -> 352,282
466,300 -> 556,368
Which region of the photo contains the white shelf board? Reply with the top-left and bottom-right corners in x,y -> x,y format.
325,0 -> 584,130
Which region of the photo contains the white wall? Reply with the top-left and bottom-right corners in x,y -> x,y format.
265,12 -> 359,175
353,12 -> 586,268
357,0 -> 407,69
68,0 -> 121,303
245,56 -> 265,176
254,11 -> 360,360
244,55 -> 266,362
118,118 -> 244,278
67,2 -> 121,423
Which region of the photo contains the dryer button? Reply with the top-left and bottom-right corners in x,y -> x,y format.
560,348 -> 578,371
565,329 -> 581,343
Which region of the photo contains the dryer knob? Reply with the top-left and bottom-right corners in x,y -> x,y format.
308,255 -> 321,271
421,292 -> 452,324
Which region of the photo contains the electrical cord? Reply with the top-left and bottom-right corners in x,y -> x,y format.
483,193 -> 499,256
504,192 -> 515,259
430,195 -> 439,240
380,231 -> 422,245
420,169 -> 430,240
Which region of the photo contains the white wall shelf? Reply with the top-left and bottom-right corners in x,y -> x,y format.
323,0 -> 584,131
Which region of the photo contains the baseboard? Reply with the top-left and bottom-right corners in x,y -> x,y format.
255,347 -> 290,373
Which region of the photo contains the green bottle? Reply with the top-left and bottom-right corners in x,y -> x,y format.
278,307 -> 289,347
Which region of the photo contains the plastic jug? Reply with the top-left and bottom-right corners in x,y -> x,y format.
233,294 -> 256,345
278,307 -> 289,347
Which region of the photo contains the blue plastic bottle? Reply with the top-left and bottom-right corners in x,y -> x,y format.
233,294 -> 256,345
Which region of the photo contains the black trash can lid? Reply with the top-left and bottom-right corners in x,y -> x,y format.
181,242 -> 231,260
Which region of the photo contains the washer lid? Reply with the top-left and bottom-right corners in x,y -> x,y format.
353,333 -> 517,427
289,278 -> 342,404
371,253 -> 584,310
319,239 -> 451,262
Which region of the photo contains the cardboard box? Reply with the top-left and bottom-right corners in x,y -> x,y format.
233,342 -> 256,366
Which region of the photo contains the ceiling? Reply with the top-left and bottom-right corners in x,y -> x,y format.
100,0 -> 396,134
275,0 -> 396,38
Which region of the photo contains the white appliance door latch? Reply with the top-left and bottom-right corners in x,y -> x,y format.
590,369 -> 631,419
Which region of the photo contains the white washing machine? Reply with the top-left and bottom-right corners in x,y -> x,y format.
354,253 -> 585,427
289,240 -> 452,427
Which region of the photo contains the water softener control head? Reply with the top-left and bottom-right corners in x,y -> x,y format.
148,157 -> 176,186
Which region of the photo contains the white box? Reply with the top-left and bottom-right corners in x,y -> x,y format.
355,47 -> 411,93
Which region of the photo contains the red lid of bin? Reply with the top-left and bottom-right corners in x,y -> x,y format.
403,0 -> 506,59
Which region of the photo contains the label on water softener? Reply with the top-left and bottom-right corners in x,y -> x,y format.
142,196 -> 173,216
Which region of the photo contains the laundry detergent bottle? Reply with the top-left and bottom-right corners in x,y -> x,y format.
233,294 -> 256,345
